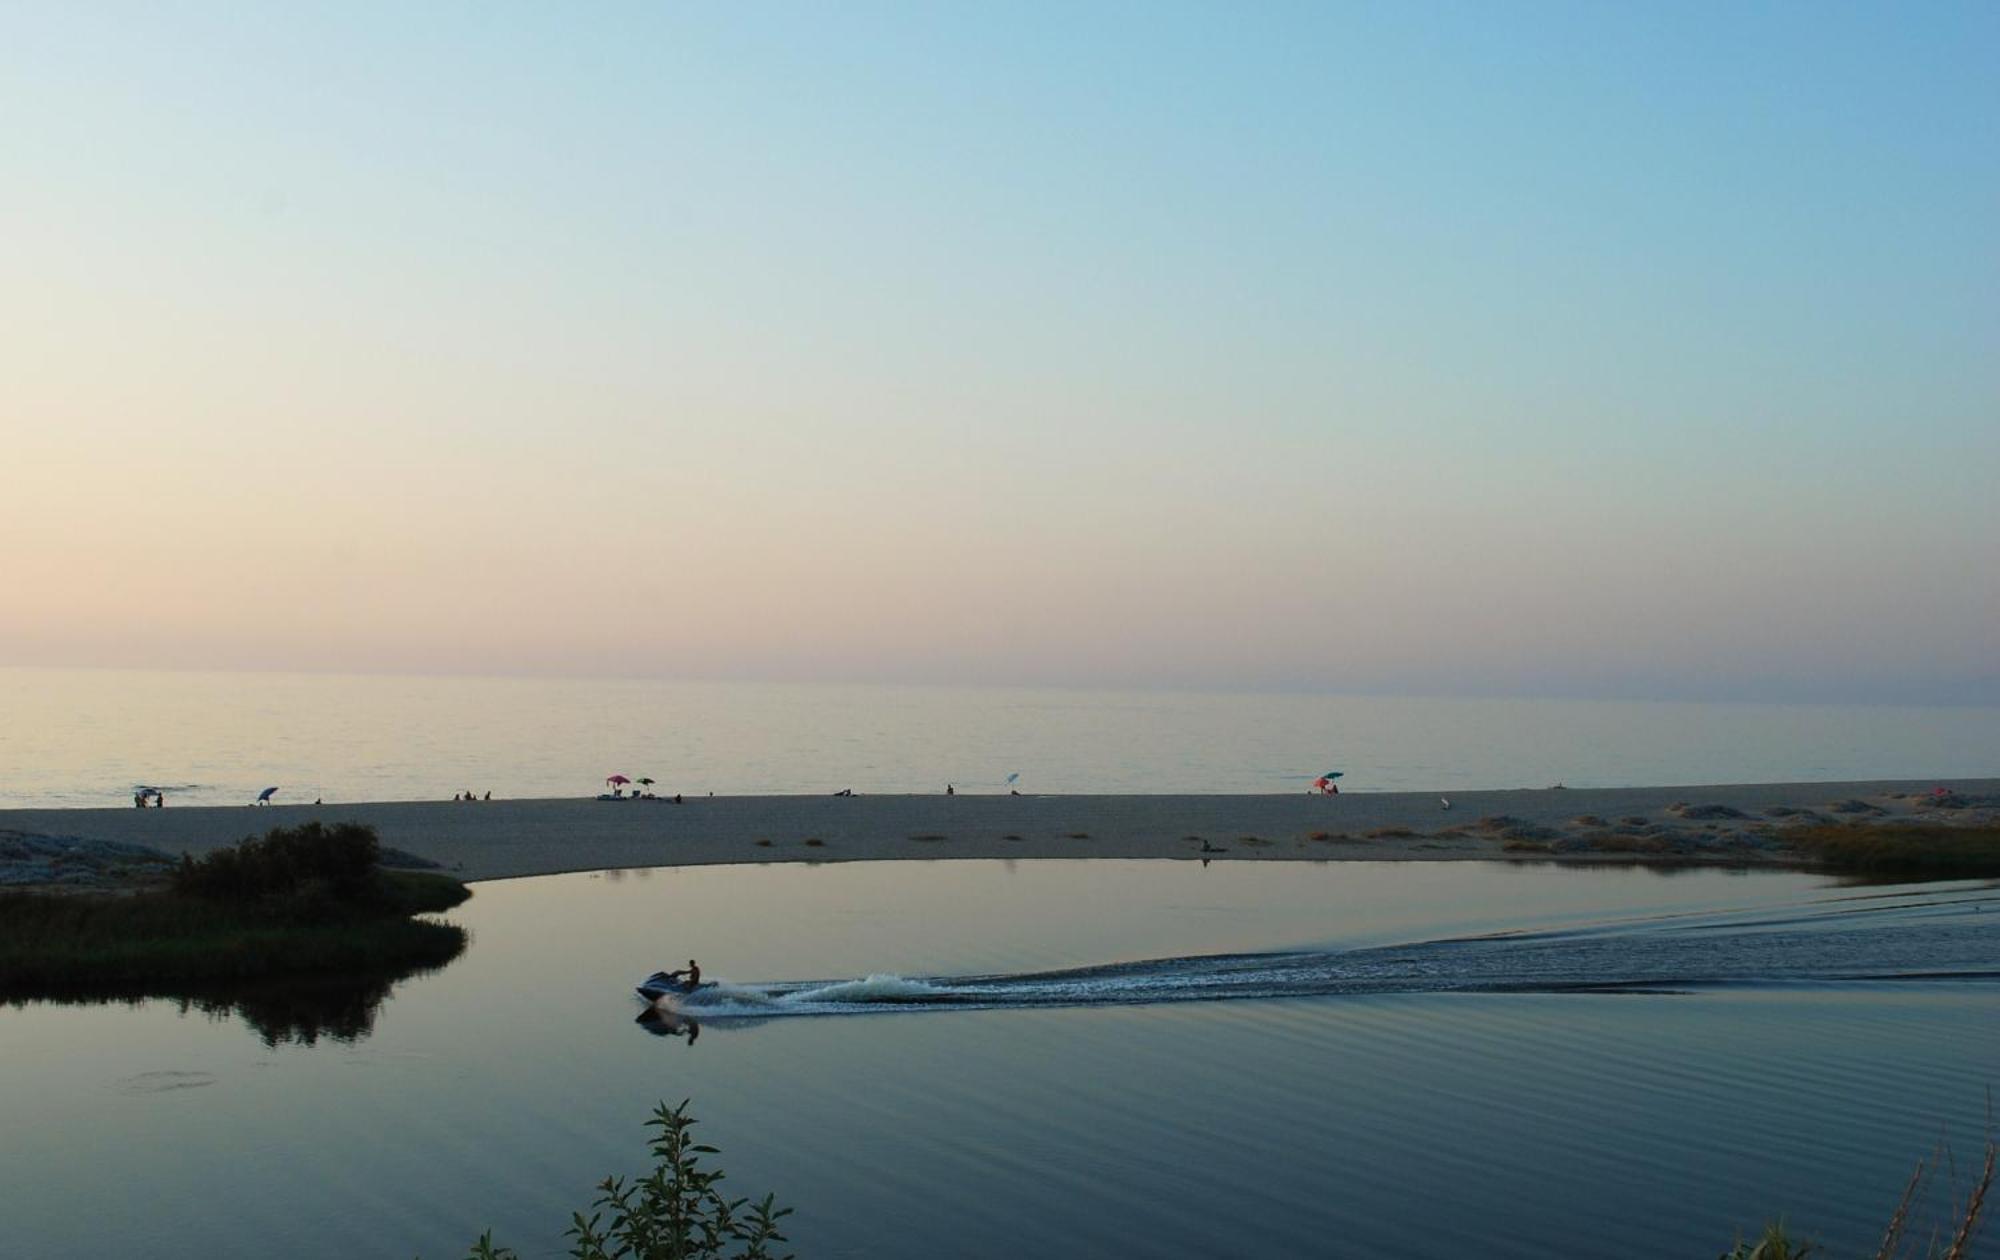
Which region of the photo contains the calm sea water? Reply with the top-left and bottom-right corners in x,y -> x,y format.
3,860 -> 1995,1259
3,667 -> 1997,808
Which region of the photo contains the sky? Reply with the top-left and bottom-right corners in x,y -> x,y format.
2,3 -> 1995,704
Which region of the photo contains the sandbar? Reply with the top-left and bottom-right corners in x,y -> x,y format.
3,778 -> 1995,883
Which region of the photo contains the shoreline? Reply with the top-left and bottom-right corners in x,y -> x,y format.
5,778 -> 1996,884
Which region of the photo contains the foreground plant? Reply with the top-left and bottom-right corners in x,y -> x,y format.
1719,1220 -> 1814,1259
458,1101 -> 793,1260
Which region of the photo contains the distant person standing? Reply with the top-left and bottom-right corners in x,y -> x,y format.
946,783 -> 955,796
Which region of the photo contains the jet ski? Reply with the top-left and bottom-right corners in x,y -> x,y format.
636,971 -> 711,1002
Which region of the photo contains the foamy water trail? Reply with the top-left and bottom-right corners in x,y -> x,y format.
658,882 -> 2000,1019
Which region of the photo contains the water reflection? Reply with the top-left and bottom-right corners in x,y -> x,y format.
6,946 -> 465,1047
635,1005 -> 702,1044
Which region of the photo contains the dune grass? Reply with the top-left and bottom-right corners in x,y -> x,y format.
1584,833 -> 1674,855
1781,824 -> 2000,877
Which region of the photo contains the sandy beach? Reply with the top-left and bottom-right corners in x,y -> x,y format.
4,778 -> 1994,884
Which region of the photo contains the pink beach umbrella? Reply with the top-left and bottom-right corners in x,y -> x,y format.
606,774 -> 631,787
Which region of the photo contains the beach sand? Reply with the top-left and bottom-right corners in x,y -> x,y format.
4,779 -> 1995,883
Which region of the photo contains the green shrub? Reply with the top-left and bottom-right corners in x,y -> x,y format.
456,1101 -> 792,1260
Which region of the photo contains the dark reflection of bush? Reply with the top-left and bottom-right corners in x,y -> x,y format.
6,934 -> 465,1047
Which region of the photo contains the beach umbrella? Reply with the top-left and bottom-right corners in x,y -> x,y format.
1320,771 -> 1345,780
1005,773 -> 1020,785
606,774 -> 631,786
256,786 -> 279,803
637,777 -> 655,787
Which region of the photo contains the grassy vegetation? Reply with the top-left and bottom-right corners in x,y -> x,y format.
1722,1130 -> 1994,1260
0,822 -> 468,994
1780,824 -> 2000,877
1584,833 -> 1674,855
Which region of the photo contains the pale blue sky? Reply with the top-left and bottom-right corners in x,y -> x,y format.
2,3 -> 1994,702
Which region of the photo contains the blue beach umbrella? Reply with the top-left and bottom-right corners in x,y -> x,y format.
256,786 -> 279,804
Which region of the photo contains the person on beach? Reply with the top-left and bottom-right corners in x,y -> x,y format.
946,783 -> 954,796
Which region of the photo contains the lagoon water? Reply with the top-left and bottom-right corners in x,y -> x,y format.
4,860 -> 1996,1259
4,667 -> 1998,807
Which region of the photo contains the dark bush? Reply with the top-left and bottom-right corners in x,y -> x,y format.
173,822 -> 382,909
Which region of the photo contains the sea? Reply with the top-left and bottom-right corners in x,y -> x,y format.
3,666 -> 1998,808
